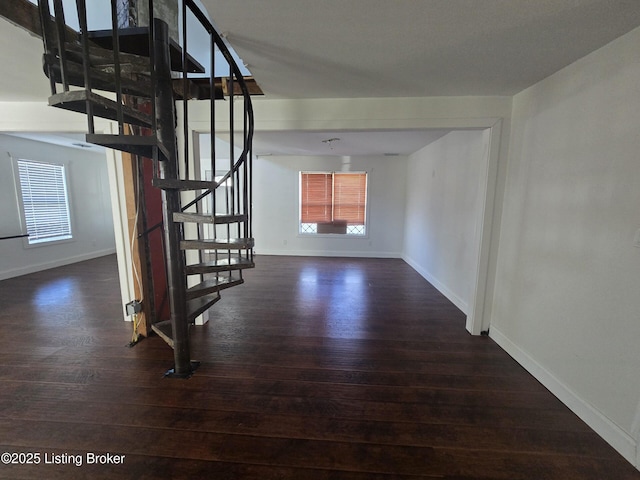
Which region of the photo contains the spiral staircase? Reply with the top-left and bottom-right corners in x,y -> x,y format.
37,0 -> 255,377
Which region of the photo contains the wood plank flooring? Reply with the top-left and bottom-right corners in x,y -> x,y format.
0,254 -> 638,479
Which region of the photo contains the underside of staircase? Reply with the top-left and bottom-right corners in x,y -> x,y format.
37,0 -> 256,377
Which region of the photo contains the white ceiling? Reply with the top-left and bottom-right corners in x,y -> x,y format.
249,129 -> 454,157
206,129 -> 453,157
201,0 -> 640,98
201,0 -> 640,155
2,1 -> 640,155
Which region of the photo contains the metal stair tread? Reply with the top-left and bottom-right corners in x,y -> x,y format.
173,212 -> 247,224
152,178 -> 215,190
86,133 -> 170,161
186,276 -> 244,299
44,52 -> 153,98
63,41 -> 152,71
180,238 -> 254,250
87,27 -> 205,73
151,320 -> 174,349
52,45 -> 217,101
49,90 -> 152,127
185,256 -> 254,274
187,293 -> 221,322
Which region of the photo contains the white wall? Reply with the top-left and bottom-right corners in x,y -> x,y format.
491,26 -> 640,468
254,154 -> 406,257
403,130 -> 488,314
0,134 -> 116,280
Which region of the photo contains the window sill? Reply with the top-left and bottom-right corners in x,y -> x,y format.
297,233 -> 369,240
23,237 -> 75,249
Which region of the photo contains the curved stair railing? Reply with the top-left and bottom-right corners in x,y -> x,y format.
37,0 -> 255,378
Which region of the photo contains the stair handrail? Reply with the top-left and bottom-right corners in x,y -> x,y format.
183,0 -> 255,178
180,0 -> 254,244
183,0 -> 254,104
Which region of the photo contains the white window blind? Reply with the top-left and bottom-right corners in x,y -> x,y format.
17,160 -> 73,245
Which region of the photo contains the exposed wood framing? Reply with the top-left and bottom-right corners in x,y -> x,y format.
222,76 -> 264,96
122,125 -> 152,338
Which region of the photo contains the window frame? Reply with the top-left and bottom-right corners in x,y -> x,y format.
298,171 -> 369,238
14,158 -> 75,248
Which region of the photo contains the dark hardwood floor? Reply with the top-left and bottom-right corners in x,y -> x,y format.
0,254 -> 638,479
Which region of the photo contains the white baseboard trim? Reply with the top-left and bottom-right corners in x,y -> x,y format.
254,249 -> 402,259
490,326 -> 638,469
0,248 -> 117,281
632,399 -> 640,469
401,254 -> 468,314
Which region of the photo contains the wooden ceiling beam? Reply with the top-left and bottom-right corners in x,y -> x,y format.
0,0 -> 44,37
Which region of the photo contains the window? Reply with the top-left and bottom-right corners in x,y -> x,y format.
300,172 -> 367,235
17,159 -> 73,245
